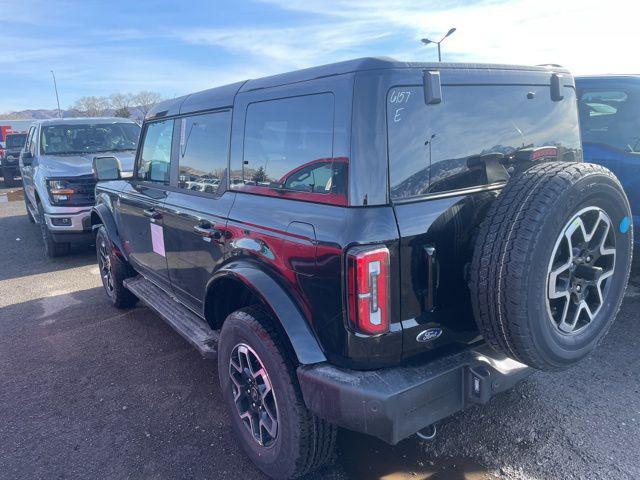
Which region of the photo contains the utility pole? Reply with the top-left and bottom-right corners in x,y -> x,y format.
421,28 -> 456,62
50,70 -> 62,118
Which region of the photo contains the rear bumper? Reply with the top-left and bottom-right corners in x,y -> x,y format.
297,344 -> 531,445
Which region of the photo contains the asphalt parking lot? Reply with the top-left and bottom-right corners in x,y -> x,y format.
1,184 -> 639,480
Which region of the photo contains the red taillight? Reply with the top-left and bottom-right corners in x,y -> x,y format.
347,246 -> 390,335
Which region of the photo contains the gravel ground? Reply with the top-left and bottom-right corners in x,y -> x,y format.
1,184 -> 638,480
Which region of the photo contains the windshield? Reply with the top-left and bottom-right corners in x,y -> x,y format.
578,87 -> 640,153
6,134 -> 27,149
40,123 -> 141,155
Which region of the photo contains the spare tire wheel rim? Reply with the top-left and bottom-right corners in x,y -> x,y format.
546,206 -> 616,334
229,343 -> 279,447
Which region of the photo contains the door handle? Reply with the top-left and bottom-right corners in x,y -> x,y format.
143,208 -> 161,219
424,245 -> 439,312
193,223 -> 223,240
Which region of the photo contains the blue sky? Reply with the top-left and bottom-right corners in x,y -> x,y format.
1,0 -> 638,112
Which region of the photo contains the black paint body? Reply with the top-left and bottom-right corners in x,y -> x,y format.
94,58 -> 581,370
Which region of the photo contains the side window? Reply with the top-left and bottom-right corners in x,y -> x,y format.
137,119 -> 173,183
233,93 -> 346,203
25,127 -> 35,154
177,111 -> 231,195
282,161 -> 333,192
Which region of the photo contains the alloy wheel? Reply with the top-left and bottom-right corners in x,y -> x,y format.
546,207 -> 616,334
98,238 -> 114,295
229,343 -> 279,447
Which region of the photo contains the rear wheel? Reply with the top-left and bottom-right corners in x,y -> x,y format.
96,225 -> 137,309
2,168 -> 15,187
37,202 -> 70,258
470,162 -> 633,371
218,307 -> 337,479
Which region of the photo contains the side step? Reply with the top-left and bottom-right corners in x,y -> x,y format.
124,276 -> 219,359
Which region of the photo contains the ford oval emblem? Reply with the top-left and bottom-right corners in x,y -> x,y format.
416,328 -> 443,343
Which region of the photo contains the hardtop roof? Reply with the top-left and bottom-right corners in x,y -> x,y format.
32,117 -> 139,126
148,57 -> 570,119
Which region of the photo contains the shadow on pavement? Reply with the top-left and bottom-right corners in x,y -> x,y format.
0,212 -> 96,283
1,233 -> 639,479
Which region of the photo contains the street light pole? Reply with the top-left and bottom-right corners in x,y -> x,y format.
50,70 -> 62,118
421,28 -> 456,62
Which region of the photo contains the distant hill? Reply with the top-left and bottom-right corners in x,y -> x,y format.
0,107 -> 145,122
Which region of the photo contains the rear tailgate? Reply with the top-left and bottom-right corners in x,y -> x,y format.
388,70 -> 582,360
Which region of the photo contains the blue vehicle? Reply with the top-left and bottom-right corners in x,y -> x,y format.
576,76 -> 640,246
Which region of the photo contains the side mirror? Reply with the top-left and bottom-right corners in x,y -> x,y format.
93,156 -> 121,181
21,151 -> 33,167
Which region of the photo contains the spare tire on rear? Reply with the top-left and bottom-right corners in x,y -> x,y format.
470,162 -> 633,371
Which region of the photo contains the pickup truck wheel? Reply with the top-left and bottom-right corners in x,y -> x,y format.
470,162 -> 633,371
96,225 -> 137,309
218,307 -> 337,479
37,202 -> 70,258
2,168 -> 15,187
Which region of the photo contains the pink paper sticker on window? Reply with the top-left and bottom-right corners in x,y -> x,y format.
150,222 -> 165,257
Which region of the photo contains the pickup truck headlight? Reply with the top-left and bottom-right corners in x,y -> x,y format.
47,179 -> 76,203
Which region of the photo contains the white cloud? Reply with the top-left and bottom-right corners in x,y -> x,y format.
257,0 -> 640,74
3,0 -> 640,112
181,22 -> 392,69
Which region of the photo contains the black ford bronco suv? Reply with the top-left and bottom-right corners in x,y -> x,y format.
91,58 -> 633,479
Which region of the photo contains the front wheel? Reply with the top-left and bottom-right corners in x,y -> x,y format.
96,225 -> 137,308
218,307 -> 337,479
37,202 -> 70,258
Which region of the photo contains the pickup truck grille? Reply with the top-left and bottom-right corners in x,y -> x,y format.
49,176 -> 96,206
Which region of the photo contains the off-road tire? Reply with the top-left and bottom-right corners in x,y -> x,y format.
218,307 -> 337,479
96,225 -> 137,309
470,162 -> 633,371
37,202 -> 70,257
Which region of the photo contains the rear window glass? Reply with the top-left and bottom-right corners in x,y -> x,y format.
578,87 -> 640,153
232,93 -> 347,203
388,85 -> 581,200
6,134 -> 27,149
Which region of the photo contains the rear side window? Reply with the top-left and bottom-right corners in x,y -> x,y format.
388,85 -> 581,200
232,93 -> 347,204
6,134 -> 27,149
177,111 -> 231,195
138,119 -> 174,184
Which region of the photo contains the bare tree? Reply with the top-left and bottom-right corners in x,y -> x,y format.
73,96 -> 110,117
109,93 -> 134,118
132,91 -> 163,118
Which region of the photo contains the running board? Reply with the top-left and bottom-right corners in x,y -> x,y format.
124,276 -> 218,359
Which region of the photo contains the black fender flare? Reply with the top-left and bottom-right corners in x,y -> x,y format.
91,203 -> 128,261
208,262 -> 327,365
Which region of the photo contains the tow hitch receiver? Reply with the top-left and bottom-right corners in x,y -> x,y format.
465,365 -> 492,404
